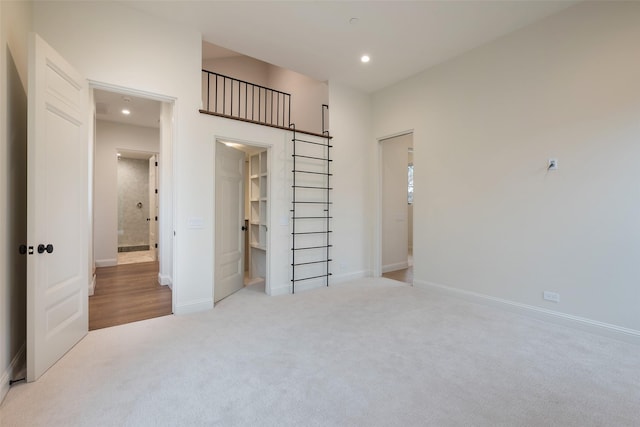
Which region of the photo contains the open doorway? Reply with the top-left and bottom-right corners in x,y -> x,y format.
380,132 -> 414,284
215,139 -> 270,303
89,87 -> 173,329
116,150 -> 158,265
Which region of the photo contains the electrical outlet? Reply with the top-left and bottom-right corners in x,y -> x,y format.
543,291 -> 560,303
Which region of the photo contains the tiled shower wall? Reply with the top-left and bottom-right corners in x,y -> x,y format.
117,157 -> 149,249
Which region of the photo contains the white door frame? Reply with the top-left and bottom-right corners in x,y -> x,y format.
88,80 -> 176,312
213,136 -> 272,297
375,129 -> 414,278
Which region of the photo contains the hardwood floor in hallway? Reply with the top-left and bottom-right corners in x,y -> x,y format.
382,266 -> 413,284
89,261 -> 172,330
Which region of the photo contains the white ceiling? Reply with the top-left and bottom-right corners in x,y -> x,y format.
94,88 -> 161,128
122,0 -> 577,93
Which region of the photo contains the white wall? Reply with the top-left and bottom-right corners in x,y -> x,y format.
0,0 -> 32,403
372,1 -> 640,333
94,120 -> 159,266
158,102 -> 173,287
328,82 -> 372,282
381,134 -> 412,272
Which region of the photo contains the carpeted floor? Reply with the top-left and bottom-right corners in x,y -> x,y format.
1,278 -> 638,426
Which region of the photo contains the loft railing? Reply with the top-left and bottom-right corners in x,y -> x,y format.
201,69 -> 291,128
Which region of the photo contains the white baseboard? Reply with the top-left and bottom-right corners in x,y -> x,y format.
414,279 -> 640,345
158,273 -> 172,289
174,298 -> 212,315
269,285 -> 292,296
268,270 -> 371,296
382,261 -> 409,273
293,280 -> 326,293
332,270 -> 370,284
88,273 -> 96,296
0,343 -> 25,405
95,258 -> 117,267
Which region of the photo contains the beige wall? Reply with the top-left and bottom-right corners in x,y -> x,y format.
373,1 -> 640,333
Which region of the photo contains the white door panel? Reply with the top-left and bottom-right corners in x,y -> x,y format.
215,143 -> 245,302
27,33 -> 88,382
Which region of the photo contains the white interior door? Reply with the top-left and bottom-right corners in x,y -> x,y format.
149,154 -> 158,260
215,142 -> 245,303
27,33 -> 89,382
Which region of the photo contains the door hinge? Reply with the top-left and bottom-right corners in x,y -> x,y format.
155,189 -> 158,194
155,216 -> 158,221
155,161 -> 158,167
155,243 -> 158,248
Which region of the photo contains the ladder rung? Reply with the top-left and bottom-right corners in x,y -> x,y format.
292,218 -> 331,221
292,245 -> 333,251
292,154 -> 332,162
292,231 -> 332,235
293,138 -> 333,148
292,185 -> 332,190
292,170 -> 333,176
292,259 -> 332,267
292,201 -> 333,205
291,273 -> 332,283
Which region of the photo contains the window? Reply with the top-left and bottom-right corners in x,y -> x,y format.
408,163 -> 414,204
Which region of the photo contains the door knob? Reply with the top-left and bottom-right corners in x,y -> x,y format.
19,245 -> 27,255
241,226 -> 247,231
37,244 -> 54,254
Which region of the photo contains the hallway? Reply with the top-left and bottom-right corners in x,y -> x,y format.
89,261 -> 172,330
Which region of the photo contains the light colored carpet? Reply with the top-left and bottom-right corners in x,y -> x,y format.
1,278 -> 638,426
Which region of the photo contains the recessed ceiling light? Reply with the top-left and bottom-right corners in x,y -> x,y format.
121,109 -> 131,115
361,55 -> 370,63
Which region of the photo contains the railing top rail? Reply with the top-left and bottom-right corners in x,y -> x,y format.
202,68 -> 292,97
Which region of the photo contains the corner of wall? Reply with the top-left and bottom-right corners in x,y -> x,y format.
0,343 -> 25,405
158,273 -> 172,289
88,273 -> 96,296
173,298 -> 213,315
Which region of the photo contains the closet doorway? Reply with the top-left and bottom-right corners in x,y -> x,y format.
215,139 -> 270,303
90,88 -> 172,330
